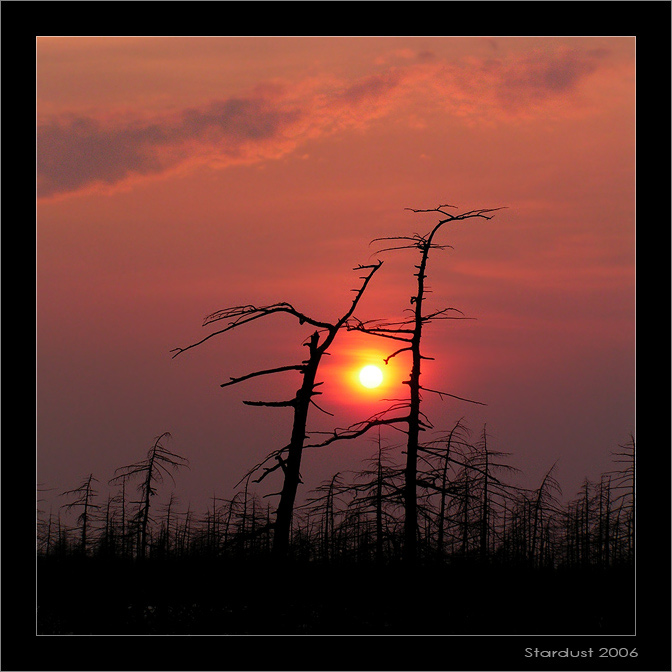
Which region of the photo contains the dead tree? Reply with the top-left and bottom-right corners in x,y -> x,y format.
529,461 -> 562,565
37,484 -> 56,556
60,474 -> 100,556
347,205 -> 503,566
301,472 -> 350,563
156,492 -> 180,558
429,417 -> 470,558
171,261 -> 383,559
608,434 -> 635,563
362,430 -> 404,564
110,432 -> 189,560
340,430 -> 405,564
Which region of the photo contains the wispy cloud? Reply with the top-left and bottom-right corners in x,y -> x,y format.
36,47 -> 611,200
486,47 -> 610,104
36,98 -> 304,199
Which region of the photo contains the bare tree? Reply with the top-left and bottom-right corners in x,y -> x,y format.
302,472 -> 350,563
155,492 -> 180,558
60,474 -> 100,556
37,508 -> 56,557
346,205 -> 503,565
608,434 -> 635,563
528,461 -> 562,566
97,492 -> 117,557
354,430 -> 405,564
37,484 -> 57,556
167,205 -> 505,567
110,432 -> 189,560
596,474 -> 612,567
109,472 -> 133,558
171,262 -> 383,559
423,417 -> 470,559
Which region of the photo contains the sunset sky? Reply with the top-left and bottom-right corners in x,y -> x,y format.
36,36 -> 636,519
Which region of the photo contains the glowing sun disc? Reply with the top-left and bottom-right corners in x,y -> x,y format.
359,365 -> 383,388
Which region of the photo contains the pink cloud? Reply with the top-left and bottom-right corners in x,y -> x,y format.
36,46 -> 612,200
36,97 -> 304,199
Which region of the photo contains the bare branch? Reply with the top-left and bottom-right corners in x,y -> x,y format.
383,347 -> 412,364
204,302 -> 331,330
171,303 -> 332,358
422,307 -> 466,320
371,243 -> 421,254
419,386 -> 487,406
370,235 -> 421,244
305,410 -> 409,450
347,322 -> 413,343
348,317 -> 414,334
405,205 -> 506,222
331,261 -> 383,334
310,398 -> 335,417
242,399 -> 296,408
220,364 -> 305,388
233,445 -> 290,488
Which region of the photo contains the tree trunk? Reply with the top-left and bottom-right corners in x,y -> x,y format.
272,331 -> 321,559
375,435 -> 384,565
404,244 -> 431,567
480,433 -> 490,561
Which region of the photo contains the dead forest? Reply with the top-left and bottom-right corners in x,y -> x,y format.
37,206 -> 635,636
36,430 -> 635,635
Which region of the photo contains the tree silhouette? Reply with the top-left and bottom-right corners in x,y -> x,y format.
421,417 -> 471,559
171,205 -> 504,566
37,484 -> 57,556
155,492 -> 180,558
171,261 -> 382,559
345,205 -> 503,565
38,432 -> 636,634
608,434 -> 635,563
110,432 -> 189,560
528,461 -> 562,565
302,472 -> 350,563
60,473 -> 100,555
352,430 -> 404,564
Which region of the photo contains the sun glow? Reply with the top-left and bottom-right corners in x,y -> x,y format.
359,364 -> 384,389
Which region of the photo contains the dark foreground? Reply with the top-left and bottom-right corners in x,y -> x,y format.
37,556 -> 634,635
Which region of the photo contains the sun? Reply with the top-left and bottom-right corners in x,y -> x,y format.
359,364 -> 384,389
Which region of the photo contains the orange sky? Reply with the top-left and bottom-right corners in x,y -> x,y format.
36,36 -> 635,516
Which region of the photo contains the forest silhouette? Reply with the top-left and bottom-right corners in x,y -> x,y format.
36,206 -> 635,636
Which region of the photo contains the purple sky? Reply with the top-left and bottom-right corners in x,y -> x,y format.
36,36 -> 635,522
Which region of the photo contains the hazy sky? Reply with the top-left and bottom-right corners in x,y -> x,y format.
36,36 -> 635,518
